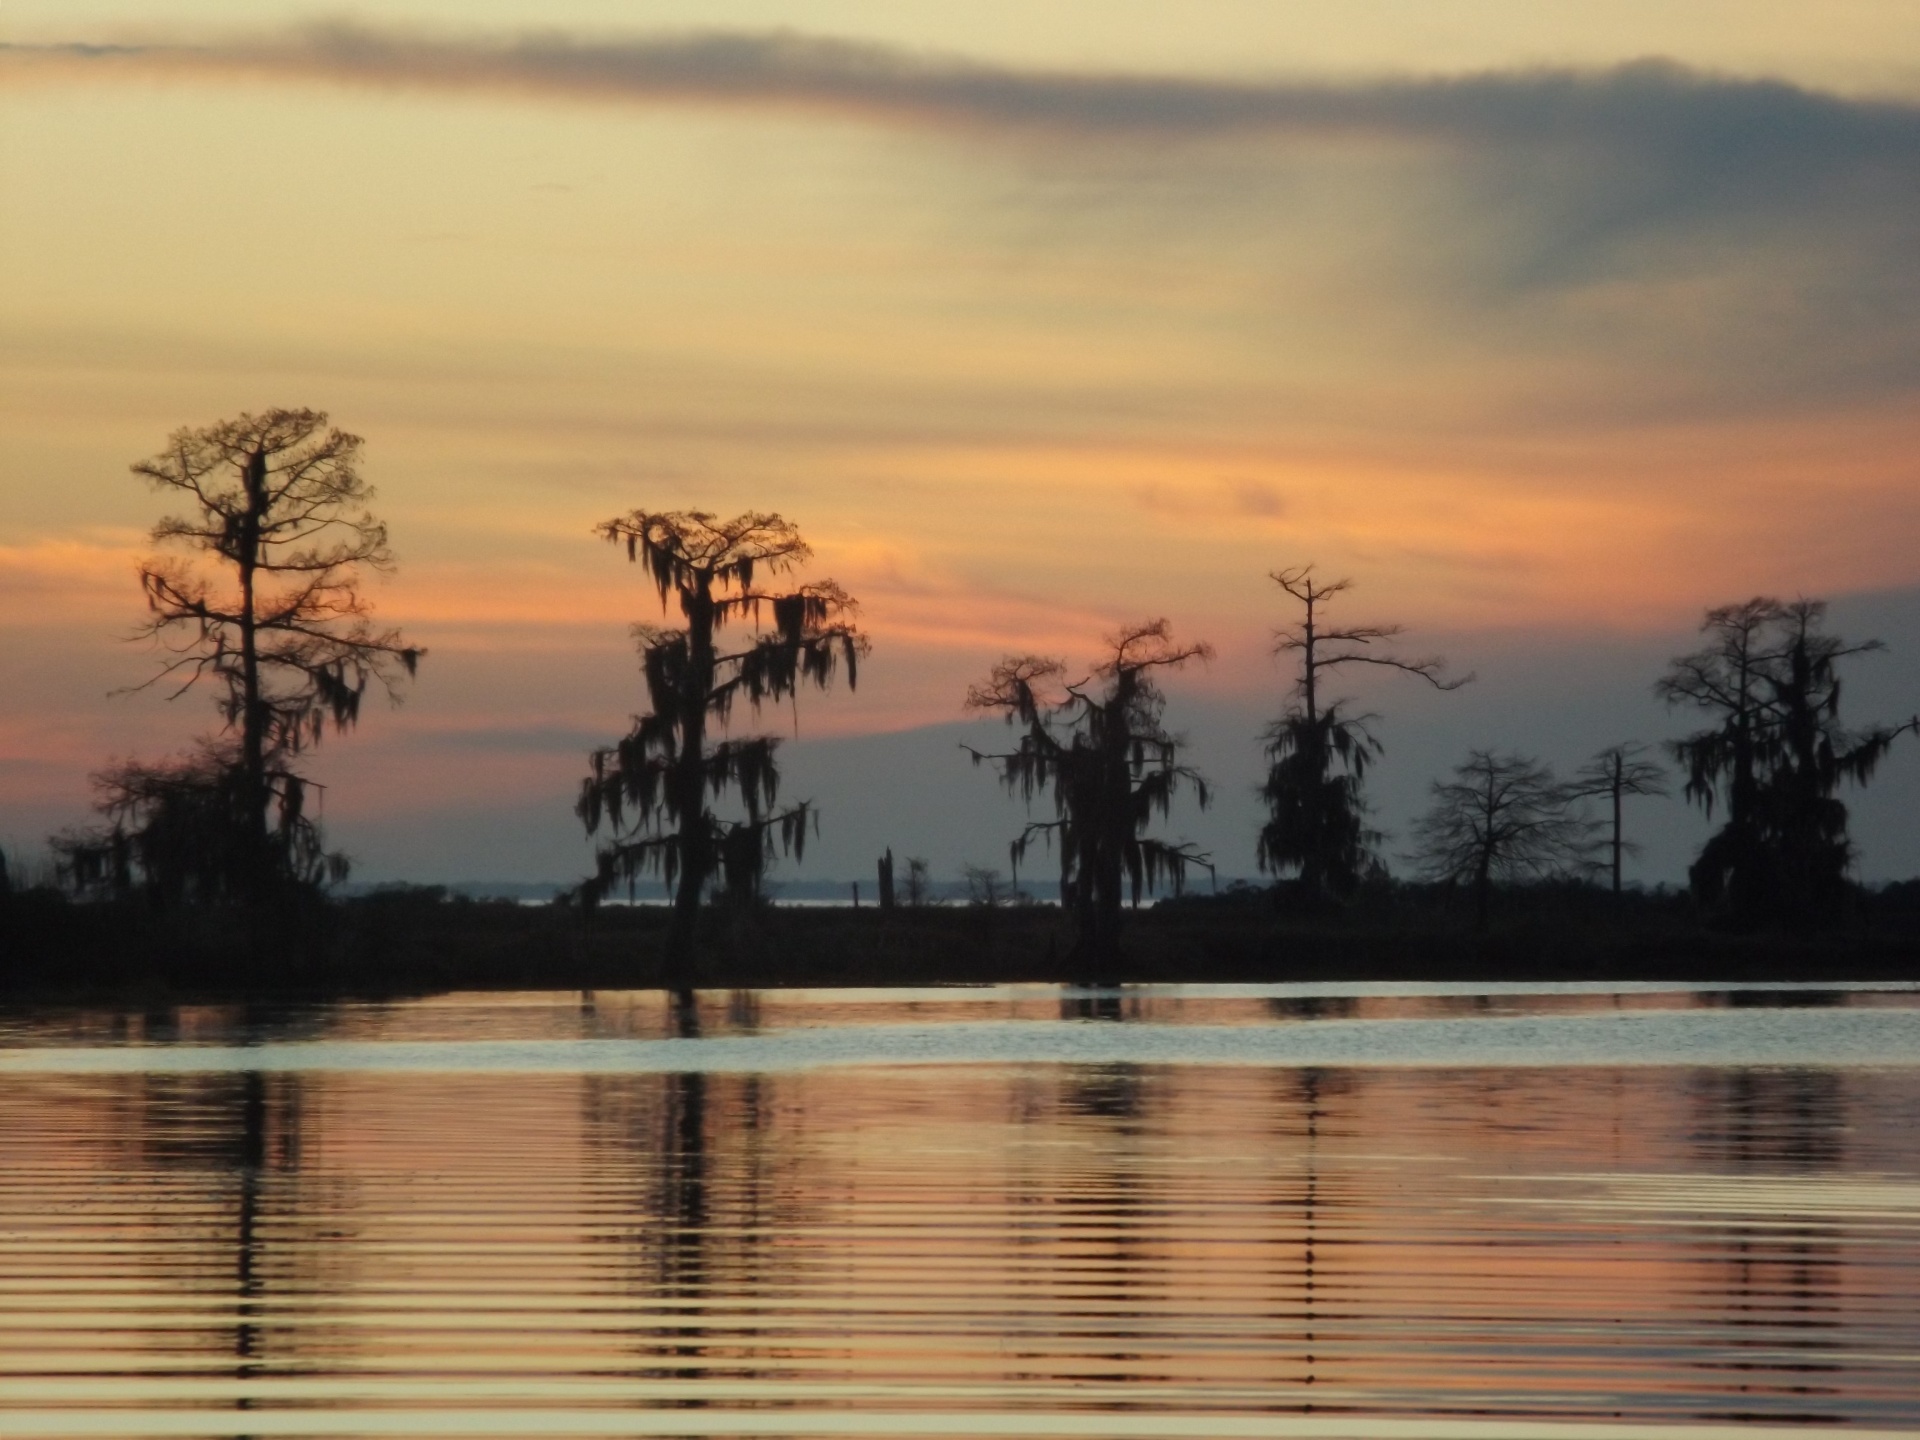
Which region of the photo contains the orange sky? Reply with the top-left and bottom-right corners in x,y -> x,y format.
3,4 -> 1918,880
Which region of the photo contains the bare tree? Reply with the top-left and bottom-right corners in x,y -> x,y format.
78,409 -> 421,904
1259,566 -> 1468,901
962,864 -> 1019,907
966,619 -> 1213,967
1658,597 -> 1915,927
1409,751 -> 1597,930
576,510 -> 867,966
1566,743 -> 1668,895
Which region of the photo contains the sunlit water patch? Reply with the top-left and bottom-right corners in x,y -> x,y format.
2,984 -> 1918,1437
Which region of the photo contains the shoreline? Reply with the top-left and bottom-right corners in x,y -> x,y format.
6,892 -> 1919,1004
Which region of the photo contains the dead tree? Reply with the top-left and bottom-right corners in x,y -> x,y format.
1259,566 -> 1467,901
1567,744 -> 1667,895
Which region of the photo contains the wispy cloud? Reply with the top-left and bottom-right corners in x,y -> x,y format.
8,23 -> 1917,153
1133,478 -> 1288,524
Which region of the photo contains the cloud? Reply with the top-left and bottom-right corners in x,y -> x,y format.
8,27 -> 1920,470
1132,478 -> 1287,525
1227,481 -> 1287,518
13,27 -> 1918,344
10,24 -> 1918,157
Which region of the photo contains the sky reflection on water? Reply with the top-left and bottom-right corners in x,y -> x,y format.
1,984 -> 1918,1438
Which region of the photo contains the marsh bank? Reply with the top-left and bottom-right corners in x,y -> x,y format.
6,884 -> 1920,998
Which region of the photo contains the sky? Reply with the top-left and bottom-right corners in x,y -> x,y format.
3,2 -> 1919,888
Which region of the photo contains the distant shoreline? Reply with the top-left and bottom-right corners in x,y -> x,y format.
6,890 -> 1919,1003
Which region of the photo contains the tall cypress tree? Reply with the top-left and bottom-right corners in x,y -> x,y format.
60,409 -> 420,906
577,510 -> 867,967
1660,597 -> 1915,927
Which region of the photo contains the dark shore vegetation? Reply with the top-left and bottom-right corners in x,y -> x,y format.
7,880 -> 1920,1003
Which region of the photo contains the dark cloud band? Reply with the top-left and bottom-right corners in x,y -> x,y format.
6,23 -> 1917,156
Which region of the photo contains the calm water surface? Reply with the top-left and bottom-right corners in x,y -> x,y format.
1,983 -> 1918,1439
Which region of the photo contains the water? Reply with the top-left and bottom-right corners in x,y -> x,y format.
2,983 -> 1918,1438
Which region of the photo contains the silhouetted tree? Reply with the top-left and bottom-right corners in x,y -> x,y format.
966,619 -> 1213,966
56,740 -> 338,906
1567,743 -> 1668,895
1661,597 -> 1915,928
1409,751 -> 1596,930
61,410 -> 419,906
1656,599 -> 1781,926
1259,567 -> 1466,902
576,510 -> 867,965
962,864 -> 1023,907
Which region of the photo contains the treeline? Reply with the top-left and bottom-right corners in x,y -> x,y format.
13,408 -> 1919,976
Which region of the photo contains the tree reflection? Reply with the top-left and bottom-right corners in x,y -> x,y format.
132,1048 -> 314,1433
1269,1066 -> 1356,1399
1265,995 -> 1358,1023
1689,1067 -> 1849,1423
1694,1067 -> 1847,1173
1053,1061 -> 1155,1400
579,990 -> 799,1406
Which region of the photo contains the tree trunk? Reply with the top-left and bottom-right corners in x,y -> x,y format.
1611,777 -> 1623,896
237,449 -> 269,904
667,852 -> 704,974
1726,654 -> 1762,927
665,579 -> 716,977
1298,721 -> 1327,904
1077,888 -> 1123,981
